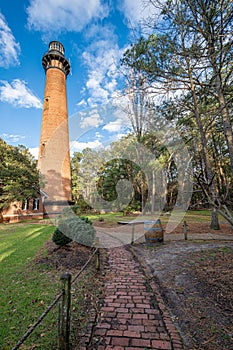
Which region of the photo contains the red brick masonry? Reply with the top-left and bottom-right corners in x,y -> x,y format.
82,245 -> 184,349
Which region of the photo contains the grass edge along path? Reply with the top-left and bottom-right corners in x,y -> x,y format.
0,224 -> 58,349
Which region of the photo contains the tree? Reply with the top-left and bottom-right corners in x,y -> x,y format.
71,151 -> 82,202
124,70 -> 151,143
0,139 -> 41,219
121,0 -> 233,227
97,157 -> 144,211
184,0 -> 233,175
71,147 -> 108,210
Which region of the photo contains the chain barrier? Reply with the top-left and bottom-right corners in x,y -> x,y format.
11,247 -> 99,350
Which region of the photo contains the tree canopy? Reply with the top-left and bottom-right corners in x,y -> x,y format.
0,138 -> 40,212
120,0 -> 233,227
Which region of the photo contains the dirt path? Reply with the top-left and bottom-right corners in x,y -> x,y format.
132,241 -> 233,350
93,221 -> 233,248
93,222 -> 233,348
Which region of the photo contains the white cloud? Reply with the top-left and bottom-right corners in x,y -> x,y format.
76,99 -> 87,108
119,0 -> 161,28
0,12 -> 20,67
26,0 -> 109,33
95,131 -> 103,139
82,24 -> 126,106
103,118 -> 123,133
0,79 -> 42,109
71,139 -> 103,152
29,147 -> 39,159
80,111 -> 103,128
1,133 -> 25,143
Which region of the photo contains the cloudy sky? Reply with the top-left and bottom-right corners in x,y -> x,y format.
0,0 -> 156,158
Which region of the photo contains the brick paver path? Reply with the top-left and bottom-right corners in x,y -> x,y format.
84,246 -> 184,349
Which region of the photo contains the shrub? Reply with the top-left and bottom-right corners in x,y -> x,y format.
121,200 -> 142,215
74,197 -> 92,214
79,216 -> 93,225
56,216 -> 95,247
52,228 -> 72,247
60,204 -> 93,218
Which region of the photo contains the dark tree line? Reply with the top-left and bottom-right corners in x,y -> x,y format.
0,138 -> 40,220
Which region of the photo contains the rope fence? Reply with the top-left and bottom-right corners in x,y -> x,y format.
11,247 -> 99,350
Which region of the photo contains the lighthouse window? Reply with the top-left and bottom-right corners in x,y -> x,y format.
44,96 -> 49,109
50,42 -> 57,50
41,141 -> 46,157
50,42 -> 64,54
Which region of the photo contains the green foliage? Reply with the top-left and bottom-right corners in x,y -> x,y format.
52,228 -> 72,246
53,207 -> 95,246
0,223 -> 100,349
55,214 -> 96,247
124,200 -> 141,213
70,204 -> 80,214
120,0 -> 233,224
74,198 -> 93,214
60,203 -> 93,217
71,148 -> 106,208
79,216 -> 93,225
0,224 -> 58,349
97,157 -> 146,209
70,0 -> 233,219
71,151 -> 82,202
0,138 -> 40,211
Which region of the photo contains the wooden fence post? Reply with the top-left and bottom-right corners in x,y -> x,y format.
183,221 -> 188,240
131,224 -> 135,245
95,237 -> 100,271
58,272 -> 71,350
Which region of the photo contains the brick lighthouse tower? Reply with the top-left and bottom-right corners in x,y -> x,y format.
38,41 -> 72,215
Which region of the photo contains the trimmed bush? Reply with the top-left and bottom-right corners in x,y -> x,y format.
52,228 -> 72,247
55,216 -> 95,247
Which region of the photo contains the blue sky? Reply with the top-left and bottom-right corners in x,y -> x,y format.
0,0 -> 156,158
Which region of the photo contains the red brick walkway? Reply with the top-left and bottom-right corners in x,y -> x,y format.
83,246 -> 184,349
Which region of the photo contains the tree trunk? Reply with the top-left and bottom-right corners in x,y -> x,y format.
217,89 -> 233,176
210,207 -> 220,230
151,170 -> 156,213
184,49 -> 220,229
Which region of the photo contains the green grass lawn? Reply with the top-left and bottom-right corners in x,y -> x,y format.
0,224 -> 59,349
87,209 -> 215,226
0,223 -> 102,350
87,211 -> 127,224
87,209 -> 231,227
